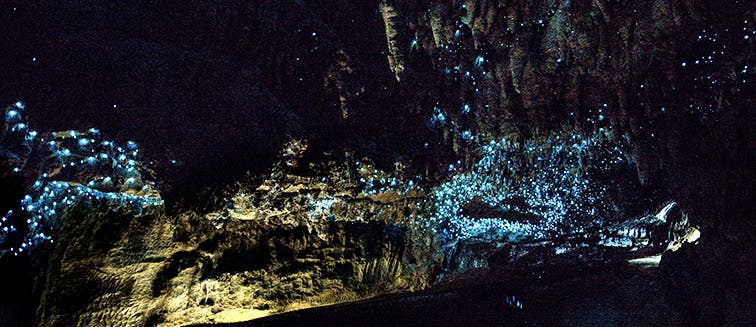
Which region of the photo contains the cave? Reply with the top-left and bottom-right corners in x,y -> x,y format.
0,1 -> 753,326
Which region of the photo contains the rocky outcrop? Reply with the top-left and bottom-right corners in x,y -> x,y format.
375,0 -> 752,230
2,110 -> 699,326
0,0 -> 752,325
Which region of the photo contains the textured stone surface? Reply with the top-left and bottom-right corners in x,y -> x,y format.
0,0 -> 752,326
5,137 -> 694,326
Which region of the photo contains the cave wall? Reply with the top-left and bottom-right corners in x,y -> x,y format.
374,2 -> 754,322
0,0 -> 753,325
0,0 -> 414,209
376,0 -> 752,230
2,1 -> 750,222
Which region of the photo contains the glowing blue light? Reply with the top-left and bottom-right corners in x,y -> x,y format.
1,124 -> 175,256
475,55 -> 485,67
6,110 -> 19,120
429,106 -> 447,126
462,104 -> 471,114
15,101 -> 24,109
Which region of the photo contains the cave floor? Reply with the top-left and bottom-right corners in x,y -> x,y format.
191,263 -> 677,326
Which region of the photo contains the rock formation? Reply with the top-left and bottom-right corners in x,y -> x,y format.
0,0 -> 752,326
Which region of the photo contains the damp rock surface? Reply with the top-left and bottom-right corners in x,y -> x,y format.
0,0 -> 752,326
